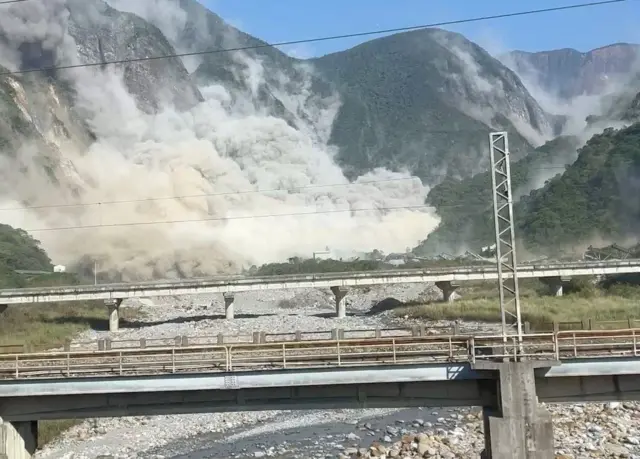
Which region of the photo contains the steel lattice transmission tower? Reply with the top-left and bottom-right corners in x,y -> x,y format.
489,132 -> 523,344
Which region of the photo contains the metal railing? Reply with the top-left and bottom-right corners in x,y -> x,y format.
32,320 -> 640,354
1,329 -> 639,380
50,325 -> 467,353
11,320 -> 640,356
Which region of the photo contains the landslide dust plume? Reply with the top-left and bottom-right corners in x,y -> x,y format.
0,0 -> 439,280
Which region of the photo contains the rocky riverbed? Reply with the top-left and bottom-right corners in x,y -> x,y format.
32,283 -> 640,458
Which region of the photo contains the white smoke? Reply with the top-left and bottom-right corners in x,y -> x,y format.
497,46 -> 640,141
103,0 -> 214,72
0,0 -> 439,280
0,0 -> 78,71
430,29 -> 554,147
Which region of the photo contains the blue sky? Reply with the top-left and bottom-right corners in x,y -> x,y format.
203,0 -> 639,58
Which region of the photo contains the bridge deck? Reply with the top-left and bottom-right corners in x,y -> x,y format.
1,259 -> 640,304
2,330 -> 640,421
1,329 -> 638,381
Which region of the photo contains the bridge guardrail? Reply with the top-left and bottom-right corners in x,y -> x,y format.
32,320 -> 640,355
527,318 -> 640,333
2,330 -> 639,380
50,325 -> 462,353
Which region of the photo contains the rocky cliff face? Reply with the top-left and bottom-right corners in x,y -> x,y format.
504,43 -> 640,100
68,0 -> 203,113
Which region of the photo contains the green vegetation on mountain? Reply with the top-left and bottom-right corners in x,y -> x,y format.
518,123 -> 640,252
312,28 -> 551,182
420,123 -> 640,256
416,135 -> 581,255
0,224 -> 51,288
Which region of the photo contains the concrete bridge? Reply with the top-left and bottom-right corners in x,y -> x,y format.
1,329 -> 640,458
1,259 -> 639,332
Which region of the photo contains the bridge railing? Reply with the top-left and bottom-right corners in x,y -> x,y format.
2,330 -> 639,380
51,325 -> 459,353
526,318 -> 640,333
32,319 -> 640,354
555,329 -> 640,359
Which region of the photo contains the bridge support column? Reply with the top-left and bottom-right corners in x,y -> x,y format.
330,286 -> 348,318
435,281 -> 459,302
105,299 -> 123,333
223,293 -> 235,320
540,276 -> 570,297
0,419 -> 37,459
475,361 -> 555,459
0,305 -> 6,315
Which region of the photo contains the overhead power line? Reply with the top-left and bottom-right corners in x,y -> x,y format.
0,0 -> 627,76
19,166 -> 572,234
0,0 -> 28,4
0,177 -> 420,211
0,165 -> 571,213
23,204 -> 435,233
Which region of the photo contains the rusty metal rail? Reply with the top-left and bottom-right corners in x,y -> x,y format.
37,321 -> 640,354
56,325 -> 467,353
1,329 -> 639,380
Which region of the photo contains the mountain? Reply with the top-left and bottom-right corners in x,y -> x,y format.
133,2 -> 558,183
415,135 -> 582,256
0,0 -> 206,203
0,0 -> 626,277
517,123 -> 640,253
504,43 -> 640,100
0,0 -> 557,189
419,122 -> 640,258
0,224 -> 51,288
414,44 -> 640,258
312,28 -> 556,182
108,1 -> 556,183
67,0 -> 203,113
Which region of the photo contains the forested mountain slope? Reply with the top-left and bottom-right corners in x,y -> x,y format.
313,28 -> 555,182
415,135 -> 581,255
419,123 -> 640,256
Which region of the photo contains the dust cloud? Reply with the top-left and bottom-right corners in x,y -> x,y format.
0,0 -> 440,280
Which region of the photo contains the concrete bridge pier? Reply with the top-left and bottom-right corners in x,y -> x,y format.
0,418 -> 37,459
105,299 -> 123,333
540,276 -> 571,297
435,281 -> 459,302
0,305 -> 6,315
475,361 -> 555,459
330,286 -> 348,318
223,293 -> 235,320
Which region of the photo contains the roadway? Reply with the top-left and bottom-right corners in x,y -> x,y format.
2,259 -> 639,305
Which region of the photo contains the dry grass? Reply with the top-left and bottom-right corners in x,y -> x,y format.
0,301 -> 141,447
0,301 -> 140,351
38,419 -> 81,447
396,279 -> 640,331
